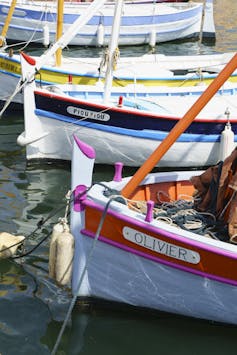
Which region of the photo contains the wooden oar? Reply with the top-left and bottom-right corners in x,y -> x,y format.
121,52 -> 237,199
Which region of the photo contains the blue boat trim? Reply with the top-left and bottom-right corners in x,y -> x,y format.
35,108 -> 237,143
34,91 -> 237,135
0,52 -> 235,81
0,3 -> 202,26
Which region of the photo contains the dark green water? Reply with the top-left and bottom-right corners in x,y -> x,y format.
1,0 -> 237,353
1,110 -> 237,355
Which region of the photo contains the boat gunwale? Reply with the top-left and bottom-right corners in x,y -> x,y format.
34,89 -> 237,124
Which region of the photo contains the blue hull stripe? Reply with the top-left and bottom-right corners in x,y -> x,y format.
35,108 -> 237,143
0,4 -> 201,26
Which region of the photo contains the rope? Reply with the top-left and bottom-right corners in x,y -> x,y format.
51,193 -> 122,355
0,8 -> 53,116
16,9 -> 50,51
127,191 -> 228,241
11,189 -> 73,259
11,230 -> 51,259
1,7 -> 51,53
0,78 -> 27,117
2,37 -> 46,52
112,47 -> 120,71
1,187 -> 88,260
98,48 -> 109,75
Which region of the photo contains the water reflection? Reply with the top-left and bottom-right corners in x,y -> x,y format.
42,308 -> 237,355
1,1 -> 237,351
0,259 -> 51,354
214,0 -> 237,52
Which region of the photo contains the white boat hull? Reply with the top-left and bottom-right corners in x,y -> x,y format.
75,230 -> 237,324
18,51 -> 237,168
69,139 -> 237,325
0,0 -> 215,46
1,50 -> 235,109
20,115 -> 221,167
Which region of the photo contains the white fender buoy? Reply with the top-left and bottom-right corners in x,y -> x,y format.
149,29 -> 156,48
55,230 -> 74,286
219,122 -> 235,161
49,220 -> 74,286
0,232 -> 25,258
49,222 -> 63,279
43,24 -> 50,47
97,23 -> 104,47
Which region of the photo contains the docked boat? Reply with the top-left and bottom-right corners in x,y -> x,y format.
17,50 -> 237,168
64,55 -> 237,326
0,50 -> 235,110
0,0 -> 215,47
67,131 -> 237,325
0,0 -> 219,111
0,48 -> 237,109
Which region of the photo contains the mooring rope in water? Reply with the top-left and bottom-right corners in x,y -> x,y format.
51,192 -> 124,355
1,185 -> 94,260
1,189 -> 78,259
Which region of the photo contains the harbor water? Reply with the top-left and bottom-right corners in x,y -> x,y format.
1,0 -> 237,353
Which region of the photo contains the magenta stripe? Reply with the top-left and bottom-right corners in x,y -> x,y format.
84,199 -> 237,260
82,228 -> 237,287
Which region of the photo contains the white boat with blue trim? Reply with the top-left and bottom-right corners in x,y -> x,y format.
0,0 -> 221,112
1,49 -> 235,110
17,50 -> 237,168
0,0 -> 215,46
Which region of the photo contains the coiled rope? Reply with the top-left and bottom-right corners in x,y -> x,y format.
127,190 -> 229,242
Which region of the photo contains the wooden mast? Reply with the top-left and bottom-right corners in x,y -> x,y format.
55,0 -> 64,66
0,0 -> 17,47
103,0 -> 123,103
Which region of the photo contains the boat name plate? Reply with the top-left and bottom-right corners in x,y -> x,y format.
67,106 -> 110,121
123,226 -> 200,264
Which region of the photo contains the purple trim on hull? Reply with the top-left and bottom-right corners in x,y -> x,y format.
81,228 -> 237,287
84,198 -> 237,261
74,185 -> 87,212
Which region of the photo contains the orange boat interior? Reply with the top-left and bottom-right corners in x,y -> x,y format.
129,180 -> 195,204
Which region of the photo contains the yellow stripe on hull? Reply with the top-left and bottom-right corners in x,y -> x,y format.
1,55 -> 237,87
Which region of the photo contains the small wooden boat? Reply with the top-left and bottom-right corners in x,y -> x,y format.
68,134 -> 237,325
17,51 -> 237,168
0,0 -> 215,47
0,50 -> 234,109
65,54 -> 237,325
